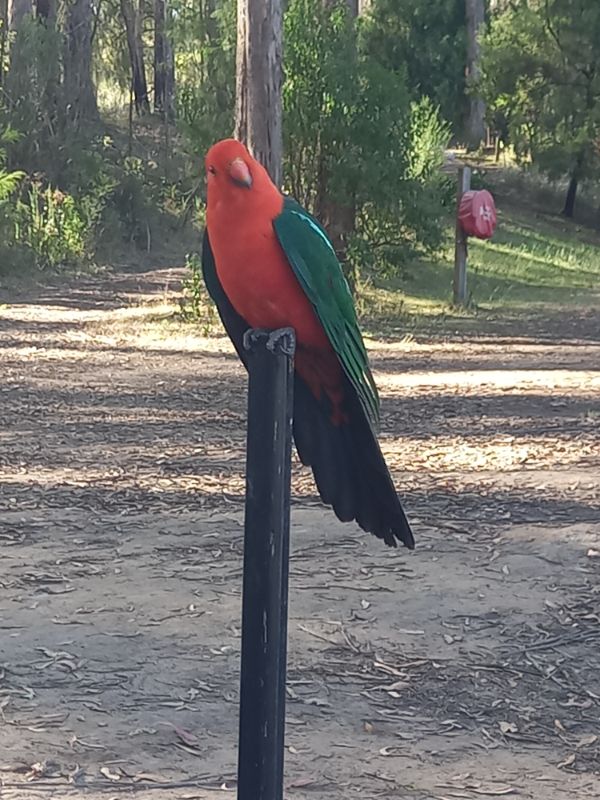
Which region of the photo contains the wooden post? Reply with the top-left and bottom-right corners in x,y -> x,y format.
453,166 -> 471,306
237,327 -> 295,800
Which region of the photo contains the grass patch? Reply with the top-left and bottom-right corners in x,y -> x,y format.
364,189 -> 600,326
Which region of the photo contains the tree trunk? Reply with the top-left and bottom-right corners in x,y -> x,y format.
235,0 -> 283,187
153,0 -> 174,117
562,154 -> 584,218
465,0 -> 486,151
35,0 -> 55,21
562,175 -> 578,218
8,0 -> 32,29
0,0 -> 8,86
63,0 -> 98,124
320,194 -> 356,286
120,0 -> 150,115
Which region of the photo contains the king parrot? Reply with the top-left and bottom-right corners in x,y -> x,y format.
202,138 -> 414,549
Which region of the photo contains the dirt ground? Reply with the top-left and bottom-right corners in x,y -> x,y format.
0,270 -> 599,800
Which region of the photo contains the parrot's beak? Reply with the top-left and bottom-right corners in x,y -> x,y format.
229,158 -> 253,189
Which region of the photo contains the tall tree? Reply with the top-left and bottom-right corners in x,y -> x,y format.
316,0 -> 359,272
465,0 -> 486,150
120,0 -> 150,114
234,0 -> 283,186
153,0 -> 174,117
63,0 -> 99,124
481,0 -> 600,218
362,0 -> 467,134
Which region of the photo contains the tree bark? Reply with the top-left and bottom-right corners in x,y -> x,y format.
153,0 -> 174,117
120,0 -> 150,115
8,0 -> 32,29
63,0 -> 99,124
562,175 -> 578,218
320,194 -> 356,286
465,0 -> 486,151
235,0 -> 283,187
0,0 -> 8,86
562,154 -> 584,218
35,0 -> 55,21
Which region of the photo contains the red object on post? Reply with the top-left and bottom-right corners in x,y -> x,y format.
458,190 -> 497,239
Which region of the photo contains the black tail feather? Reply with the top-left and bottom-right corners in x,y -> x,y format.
293,374 -> 414,549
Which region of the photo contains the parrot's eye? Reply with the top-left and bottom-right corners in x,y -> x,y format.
208,165 -> 216,175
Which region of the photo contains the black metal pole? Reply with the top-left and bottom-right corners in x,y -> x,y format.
237,327 -> 295,800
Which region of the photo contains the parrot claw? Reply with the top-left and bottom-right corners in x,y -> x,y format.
243,327 -> 296,357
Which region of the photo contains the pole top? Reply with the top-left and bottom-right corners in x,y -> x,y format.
243,327 -> 296,357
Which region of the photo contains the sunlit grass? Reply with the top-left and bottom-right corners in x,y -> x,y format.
365,202 -> 600,320
96,79 -> 129,119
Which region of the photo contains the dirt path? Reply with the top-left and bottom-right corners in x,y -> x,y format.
1,272 -> 599,799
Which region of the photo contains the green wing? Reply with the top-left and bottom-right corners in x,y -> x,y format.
273,197 -> 380,427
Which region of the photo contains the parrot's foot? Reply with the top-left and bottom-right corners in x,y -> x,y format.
243,327 -> 296,357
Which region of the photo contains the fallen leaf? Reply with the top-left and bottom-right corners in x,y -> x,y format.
557,754 -> 576,770
100,766 -> 122,781
170,724 -> 200,747
499,721 -> 518,734
287,777 -> 319,788
576,734 -> 598,749
131,772 -> 168,783
383,680 -> 409,693
379,745 -> 405,756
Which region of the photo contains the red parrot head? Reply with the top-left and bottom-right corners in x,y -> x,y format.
205,138 -> 255,192
204,138 -> 282,224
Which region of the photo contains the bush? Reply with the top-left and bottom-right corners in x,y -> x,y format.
0,127 -> 24,202
284,0 -> 452,279
179,252 -> 217,332
0,126 -> 114,273
16,184 -> 90,270
173,0 -> 236,158
174,0 -> 452,285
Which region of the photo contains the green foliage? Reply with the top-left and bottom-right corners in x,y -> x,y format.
0,169 -> 23,202
16,184 -> 90,270
284,0 -> 452,277
0,127 -> 24,202
93,0 -> 132,108
179,252 -> 217,332
3,15 -> 64,176
0,122 -> 163,273
283,0 -> 359,209
172,0 -> 236,157
0,0 -> 454,285
362,0 -> 467,133
481,0 -> 600,186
